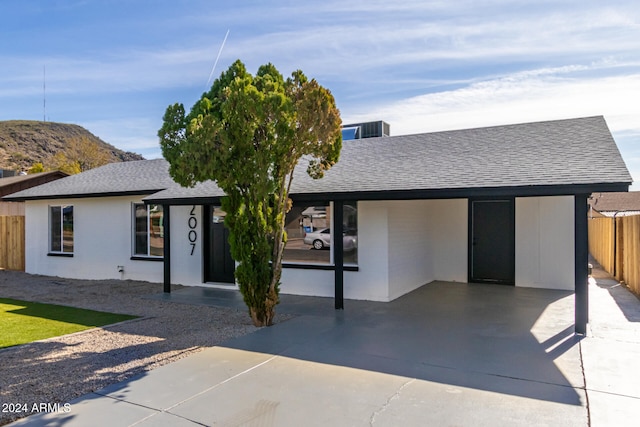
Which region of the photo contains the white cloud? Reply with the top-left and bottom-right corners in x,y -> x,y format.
346,67 -> 640,135
344,65 -> 640,188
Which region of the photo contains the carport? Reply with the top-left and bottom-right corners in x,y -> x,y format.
143,116 -> 631,335
301,192 -> 594,334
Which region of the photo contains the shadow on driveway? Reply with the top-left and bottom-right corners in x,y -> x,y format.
168,281 -> 584,406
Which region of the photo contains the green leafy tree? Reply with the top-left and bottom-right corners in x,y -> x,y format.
159,60 -> 342,326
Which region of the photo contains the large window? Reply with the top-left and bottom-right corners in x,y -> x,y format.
282,202 -> 358,266
49,205 -> 73,254
133,204 -> 164,257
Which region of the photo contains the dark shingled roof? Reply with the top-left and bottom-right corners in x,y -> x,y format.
4,116 -> 632,203
292,115 -> 629,193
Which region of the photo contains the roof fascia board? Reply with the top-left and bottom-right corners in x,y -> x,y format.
144,196 -> 222,206
143,182 -> 630,206
4,189 -> 161,202
290,183 -> 630,203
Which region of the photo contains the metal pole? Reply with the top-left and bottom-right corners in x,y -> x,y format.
163,204 -> 171,293
334,200 -> 344,310
575,194 -> 589,334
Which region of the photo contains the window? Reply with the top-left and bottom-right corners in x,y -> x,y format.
343,202 -> 358,266
282,202 -> 358,266
133,204 -> 164,257
50,205 -> 73,254
283,203 -> 331,265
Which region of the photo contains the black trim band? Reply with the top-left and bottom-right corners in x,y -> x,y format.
47,252 -> 73,257
130,256 -> 164,262
282,263 -> 358,272
7,190 -> 161,202
143,182 -> 630,206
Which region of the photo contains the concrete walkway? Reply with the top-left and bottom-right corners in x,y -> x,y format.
581,272 -> 640,426
9,276 -> 640,426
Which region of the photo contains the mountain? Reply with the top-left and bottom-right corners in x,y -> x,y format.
0,120 -> 145,172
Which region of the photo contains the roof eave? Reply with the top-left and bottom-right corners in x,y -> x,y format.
143,182 -> 631,205
294,182 -> 630,202
3,189 -> 163,202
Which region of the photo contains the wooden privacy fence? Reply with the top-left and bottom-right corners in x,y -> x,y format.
589,215 -> 640,297
0,215 -> 25,271
588,216 -> 615,273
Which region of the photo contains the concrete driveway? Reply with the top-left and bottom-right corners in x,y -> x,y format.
9,276 -> 640,426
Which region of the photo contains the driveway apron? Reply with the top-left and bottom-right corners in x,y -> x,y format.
10,276 -> 640,426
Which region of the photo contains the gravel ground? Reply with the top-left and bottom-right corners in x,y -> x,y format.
0,270 -> 267,426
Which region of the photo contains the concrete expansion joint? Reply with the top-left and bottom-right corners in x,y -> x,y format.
89,395 -> 203,427
369,378 -> 415,425
96,356 -> 282,427
165,354 -> 280,413
131,410 -> 208,427
578,340 -> 592,427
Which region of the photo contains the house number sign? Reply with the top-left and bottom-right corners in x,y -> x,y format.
188,206 -> 197,255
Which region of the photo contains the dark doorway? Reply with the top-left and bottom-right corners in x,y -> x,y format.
469,199 -> 515,285
204,205 -> 235,283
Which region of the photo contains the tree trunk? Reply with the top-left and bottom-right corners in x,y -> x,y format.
249,288 -> 278,326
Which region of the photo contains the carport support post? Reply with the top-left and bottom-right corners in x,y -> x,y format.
575,194 -> 589,335
334,200 -> 344,309
163,204 -> 171,294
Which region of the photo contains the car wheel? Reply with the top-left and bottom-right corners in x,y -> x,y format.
313,239 -> 324,250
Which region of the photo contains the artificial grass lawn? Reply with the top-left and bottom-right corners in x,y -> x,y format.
0,298 -> 137,349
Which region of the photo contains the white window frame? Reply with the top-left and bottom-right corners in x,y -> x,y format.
132,203 -> 164,258
49,205 -> 74,255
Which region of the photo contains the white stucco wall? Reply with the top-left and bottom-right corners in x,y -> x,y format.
386,199 -> 468,300
515,196 -> 575,290
425,199 -> 468,283
25,196 -> 164,282
350,201 -> 391,299
387,200 -> 434,300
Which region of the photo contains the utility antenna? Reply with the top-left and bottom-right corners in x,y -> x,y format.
205,29 -> 230,90
43,65 -> 46,122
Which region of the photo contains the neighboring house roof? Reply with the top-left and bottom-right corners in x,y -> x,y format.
4,116 -> 632,203
2,159 -> 173,201
589,192 -> 640,216
0,171 -> 68,198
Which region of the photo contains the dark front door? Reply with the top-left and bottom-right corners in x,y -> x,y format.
204,205 -> 235,283
469,199 -> 515,285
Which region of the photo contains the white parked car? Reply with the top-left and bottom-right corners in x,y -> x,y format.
303,228 -> 357,251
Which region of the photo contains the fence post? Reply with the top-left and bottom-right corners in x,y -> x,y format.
615,217 -> 623,281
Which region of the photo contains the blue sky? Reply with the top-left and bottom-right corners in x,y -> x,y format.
2,1 -> 640,187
